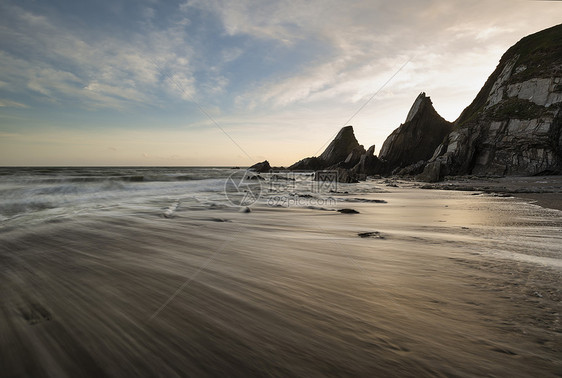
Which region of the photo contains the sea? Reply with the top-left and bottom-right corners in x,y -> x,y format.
0,167 -> 243,223
0,166 -> 353,228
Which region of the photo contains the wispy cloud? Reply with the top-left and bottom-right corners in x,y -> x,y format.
0,99 -> 27,108
186,0 -> 560,114
0,3 -> 197,110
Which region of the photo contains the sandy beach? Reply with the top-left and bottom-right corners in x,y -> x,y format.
1,184 -> 561,377
415,175 -> 562,211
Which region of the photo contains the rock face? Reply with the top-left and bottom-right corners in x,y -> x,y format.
288,125 -> 366,172
287,125 -> 386,182
422,23 -> 562,180
288,157 -> 325,171
280,25 -> 562,183
249,160 -> 271,173
378,92 -> 453,174
318,125 -> 366,167
349,144 -> 385,178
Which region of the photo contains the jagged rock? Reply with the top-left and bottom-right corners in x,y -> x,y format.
345,144 -> 382,178
350,154 -> 385,177
506,78 -> 562,107
344,147 -> 365,167
396,160 -> 426,176
288,156 -> 325,171
319,126 -> 366,166
288,126 -> 365,171
249,160 -> 271,173
417,161 -> 442,183
333,167 -> 359,183
378,93 -> 453,174
427,23 -> 562,179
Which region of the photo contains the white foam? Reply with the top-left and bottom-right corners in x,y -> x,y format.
486,249 -> 562,269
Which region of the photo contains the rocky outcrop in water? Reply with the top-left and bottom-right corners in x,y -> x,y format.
420,23 -> 562,181
249,160 -> 271,173
378,92 -> 453,175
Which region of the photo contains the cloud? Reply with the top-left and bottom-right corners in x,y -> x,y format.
0,99 -> 27,108
186,0 -> 561,114
3,0 -> 560,114
0,3 -> 197,109
221,47 -> 243,63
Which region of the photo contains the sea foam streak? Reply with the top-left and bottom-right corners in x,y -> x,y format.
0,167 -> 233,224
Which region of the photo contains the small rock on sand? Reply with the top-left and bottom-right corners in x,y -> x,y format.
338,208 -> 360,214
358,231 -> 385,239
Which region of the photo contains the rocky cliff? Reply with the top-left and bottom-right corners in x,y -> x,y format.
286,125 -> 387,182
421,23 -> 562,181
378,92 -> 453,174
248,160 -> 272,173
257,24 -> 562,183
319,126 -> 366,166
289,125 -> 366,171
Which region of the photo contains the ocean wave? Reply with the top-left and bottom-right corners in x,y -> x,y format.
0,200 -> 57,217
0,173 -> 231,221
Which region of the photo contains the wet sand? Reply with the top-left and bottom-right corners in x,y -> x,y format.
1,188 -> 561,377
415,175 -> 562,211
511,193 -> 562,212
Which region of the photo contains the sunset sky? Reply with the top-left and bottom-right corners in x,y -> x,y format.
0,0 -> 561,166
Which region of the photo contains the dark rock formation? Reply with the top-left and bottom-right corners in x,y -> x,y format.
417,160 -> 442,183
358,231 -> 385,239
396,160 -> 426,176
279,25 -> 562,183
288,126 -> 367,178
349,151 -> 385,178
337,208 -> 360,214
319,126 -> 366,166
343,147 -> 365,167
331,167 -> 359,183
422,23 -> 562,180
287,127 -> 389,181
249,160 -> 271,173
378,93 -> 453,174
288,156 -> 326,171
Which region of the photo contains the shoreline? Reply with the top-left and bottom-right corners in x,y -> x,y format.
511,193 -> 562,212
407,175 -> 562,211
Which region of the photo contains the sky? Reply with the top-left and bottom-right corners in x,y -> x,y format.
0,0 -> 560,166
